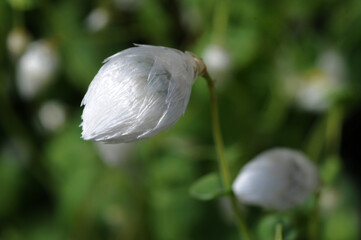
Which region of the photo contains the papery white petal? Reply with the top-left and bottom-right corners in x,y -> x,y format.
232,148 -> 319,210
81,45 -> 200,143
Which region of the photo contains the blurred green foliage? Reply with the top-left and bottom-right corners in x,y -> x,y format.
1,0 -> 361,239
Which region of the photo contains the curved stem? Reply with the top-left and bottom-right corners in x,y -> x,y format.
203,71 -> 252,240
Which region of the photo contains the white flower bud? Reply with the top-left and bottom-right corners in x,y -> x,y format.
81,45 -> 203,143
16,40 -> 59,99
232,148 -> 319,210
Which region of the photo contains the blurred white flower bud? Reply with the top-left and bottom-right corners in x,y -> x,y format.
85,7 -> 110,32
7,27 -> 30,58
202,44 -> 231,82
95,142 -> 136,167
317,48 -> 346,83
278,48 -> 346,112
38,100 -> 66,132
319,186 -> 340,212
296,49 -> 346,112
16,40 -> 59,99
81,45 -> 204,143
295,70 -> 333,112
232,148 -> 319,210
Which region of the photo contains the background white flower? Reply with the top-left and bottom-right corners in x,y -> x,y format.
85,7 -> 110,32
16,40 -> 59,99
81,45 -> 203,143
277,48 -> 347,112
295,48 -> 346,112
95,142 -> 136,167
202,44 -> 231,82
38,100 -> 66,133
7,27 -> 30,58
232,148 -> 320,210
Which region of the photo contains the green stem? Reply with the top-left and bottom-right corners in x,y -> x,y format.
309,190 -> 321,240
275,223 -> 283,240
305,117 -> 325,164
325,106 -> 343,156
304,118 -> 324,240
212,0 -> 230,45
203,71 -> 252,240
305,106 -> 344,240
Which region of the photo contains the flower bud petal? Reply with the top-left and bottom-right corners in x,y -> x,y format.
81,45 -> 201,143
232,148 -> 319,210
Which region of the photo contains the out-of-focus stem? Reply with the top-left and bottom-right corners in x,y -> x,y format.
325,106 -> 343,155
306,106 -> 344,240
212,0 -> 230,45
275,223 -> 283,240
203,71 -> 252,240
309,190 -> 321,240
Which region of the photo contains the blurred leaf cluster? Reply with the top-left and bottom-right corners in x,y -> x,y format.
1,0 -> 361,239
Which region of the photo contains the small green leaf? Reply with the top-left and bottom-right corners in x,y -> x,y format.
189,173 -> 225,201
